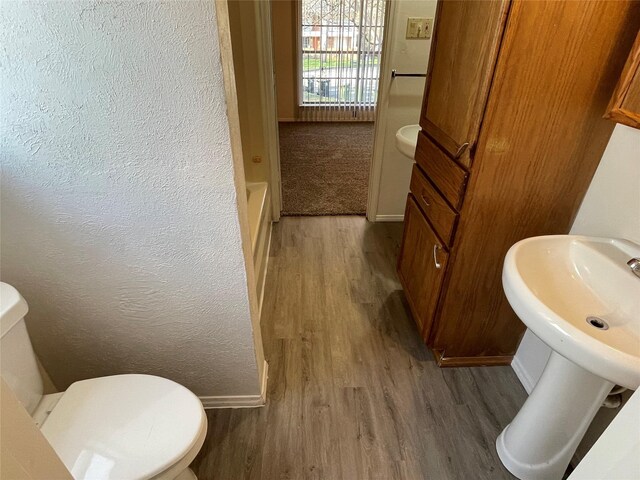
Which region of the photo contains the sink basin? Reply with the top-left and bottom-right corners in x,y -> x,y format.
395,124 -> 420,159
504,235 -> 640,389
497,235 -> 640,480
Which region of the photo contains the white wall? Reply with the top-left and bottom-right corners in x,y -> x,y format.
570,124 -> 640,243
0,1 -> 263,398
228,0 -> 270,184
271,0 -> 298,122
512,124 -> 640,458
370,0 -> 437,221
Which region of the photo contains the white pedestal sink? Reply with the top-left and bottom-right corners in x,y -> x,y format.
498,235 -> 640,480
395,124 -> 420,159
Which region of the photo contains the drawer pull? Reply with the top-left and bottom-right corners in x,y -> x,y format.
433,245 -> 442,269
454,142 -> 470,158
421,194 -> 431,207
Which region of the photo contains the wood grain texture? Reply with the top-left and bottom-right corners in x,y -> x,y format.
420,0 -> 510,167
429,0 -> 640,359
415,131 -> 469,210
605,30 -> 640,129
397,196 -> 449,337
409,165 -> 458,247
190,217 -> 526,479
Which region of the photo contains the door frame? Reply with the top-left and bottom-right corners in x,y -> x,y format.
261,0 -> 397,221
366,0 -> 398,222
213,0 -> 267,404
256,0 -> 282,221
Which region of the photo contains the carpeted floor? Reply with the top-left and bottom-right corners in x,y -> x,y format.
278,122 -> 374,216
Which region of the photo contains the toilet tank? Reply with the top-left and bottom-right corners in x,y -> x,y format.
0,282 -> 44,414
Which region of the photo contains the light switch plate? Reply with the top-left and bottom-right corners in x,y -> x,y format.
406,17 -> 433,39
422,18 -> 433,39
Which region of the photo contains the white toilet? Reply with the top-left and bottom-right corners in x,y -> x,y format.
0,282 -> 208,480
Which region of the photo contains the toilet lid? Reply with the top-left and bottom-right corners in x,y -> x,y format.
40,374 -> 206,480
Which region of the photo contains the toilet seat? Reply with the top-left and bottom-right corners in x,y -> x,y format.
40,374 -> 207,480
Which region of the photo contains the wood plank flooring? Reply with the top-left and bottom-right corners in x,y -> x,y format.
191,216 -> 526,479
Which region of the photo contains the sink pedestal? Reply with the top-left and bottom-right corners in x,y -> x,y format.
497,351 -> 613,480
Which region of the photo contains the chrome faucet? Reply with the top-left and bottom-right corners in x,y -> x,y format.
628,258 -> 640,278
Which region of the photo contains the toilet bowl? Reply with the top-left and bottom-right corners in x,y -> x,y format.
0,282 -> 207,480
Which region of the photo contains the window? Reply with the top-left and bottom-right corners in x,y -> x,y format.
300,0 -> 386,112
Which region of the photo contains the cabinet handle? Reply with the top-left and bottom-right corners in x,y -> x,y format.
454,142 -> 470,158
433,245 -> 442,269
421,193 -> 431,207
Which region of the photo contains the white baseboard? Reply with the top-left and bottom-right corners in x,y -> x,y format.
375,214 -> 404,222
511,356 -> 535,394
199,360 -> 269,409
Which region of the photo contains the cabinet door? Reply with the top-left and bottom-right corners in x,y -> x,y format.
420,0 -> 509,166
397,196 -> 449,340
605,31 -> 640,129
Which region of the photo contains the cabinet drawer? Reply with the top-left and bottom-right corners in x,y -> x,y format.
410,165 -> 458,247
415,131 -> 468,210
397,195 -> 449,339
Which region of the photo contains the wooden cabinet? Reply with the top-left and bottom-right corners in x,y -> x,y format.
605,31 -> 640,129
409,166 -> 458,247
414,132 -> 468,210
397,196 -> 449,336
398,0 -> 640,366
420,0 -> 509,167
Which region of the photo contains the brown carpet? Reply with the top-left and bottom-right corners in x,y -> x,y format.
279,122 -> 374,216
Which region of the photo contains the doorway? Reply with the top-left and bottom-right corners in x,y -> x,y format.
271,0 -> 387,216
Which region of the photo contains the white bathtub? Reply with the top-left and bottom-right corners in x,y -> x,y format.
245,182 -> 271,316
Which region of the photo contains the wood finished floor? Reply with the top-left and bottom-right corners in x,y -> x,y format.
192,216 -> 526,479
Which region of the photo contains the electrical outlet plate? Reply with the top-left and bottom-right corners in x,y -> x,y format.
406,17 -> 433,40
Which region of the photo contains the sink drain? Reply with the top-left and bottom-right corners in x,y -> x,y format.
586,316 -> 609,330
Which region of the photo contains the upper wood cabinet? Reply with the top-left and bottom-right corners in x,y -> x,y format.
605,31 -> 640,129
420,0 -> 509,167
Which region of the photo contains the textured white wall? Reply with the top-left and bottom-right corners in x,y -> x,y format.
373,0 -> 437,219
0,0 -> 262,397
